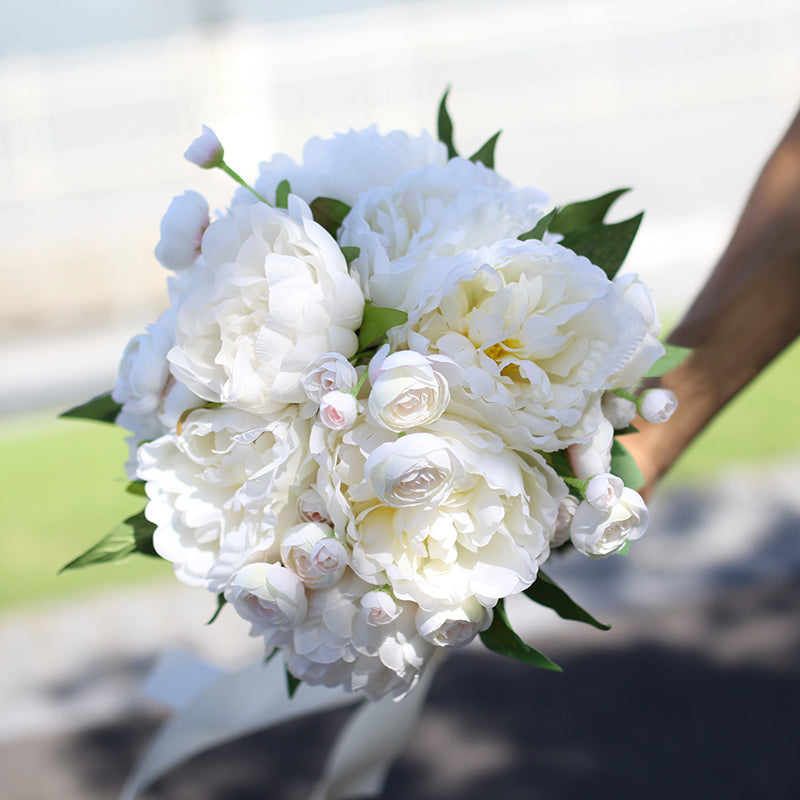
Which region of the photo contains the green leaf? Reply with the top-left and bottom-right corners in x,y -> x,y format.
518,208 -> 558,242
610,439 -> 645,490
59,510 -> 160,572
60,392 -> 121,425
340,245 -> 360,265
275,179 -> 291,209
479,599 -> 562,671
309,196 -> 351,238
126,481 -> 147,497
549,188 -> 630,235
558,212 -> 643,280
645,343 -> 692,378
437,87 -> 459,160
286,669 -> 302,698
469,130 -> 501,169
358,303 -> 408,350
206,594 -> 227,625
614,424 -> 639,436
524,571 -> 611,631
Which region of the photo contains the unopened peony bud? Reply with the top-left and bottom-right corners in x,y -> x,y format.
184,125 -> 224,169
601,391 -> 637,429
155,190 -> 210,270
639,388 -> 678,424
568,417 -> 614,480
319,390 -> 358,430
585,473 -> 624,511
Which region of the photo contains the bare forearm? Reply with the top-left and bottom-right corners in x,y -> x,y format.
622,106 -> 800,491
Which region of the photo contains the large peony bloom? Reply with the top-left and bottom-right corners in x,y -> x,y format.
339,157 -> 548,308
138,406 -> 314,588
393,239 -> 649,453
167,196 -> 364,413
314,415 -> 565,613
237,126 -> 448,209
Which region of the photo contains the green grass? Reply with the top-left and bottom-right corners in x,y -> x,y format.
1,411 -> 170,611
2,338 -> 798,612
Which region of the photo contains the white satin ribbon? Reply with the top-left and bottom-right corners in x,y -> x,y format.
121,650 -> 442,800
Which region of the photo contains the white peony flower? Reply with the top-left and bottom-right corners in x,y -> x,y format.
184,124 -> 224,168
155,191 -> 210,270
639,387 -> 678,424
415,599 -> 492,648
392,239 -> 647,454
570,487 -> 649,558
340,157 -> 548,308
225,562 -> 308,634
319,415 -> 565,612
584,473 -> 624,511
318,390 -> 359,430
280,522 -> 348,590
367,349 -> 451,432
138,406 -> 314,588
241,126 -> 448,209
280,571 -> 434,699
167,196 -> 364,413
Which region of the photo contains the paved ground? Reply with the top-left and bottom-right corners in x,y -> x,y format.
2,457 -> 800,799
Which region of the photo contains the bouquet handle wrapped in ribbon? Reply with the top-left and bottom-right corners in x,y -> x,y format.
62,91 -> 688,798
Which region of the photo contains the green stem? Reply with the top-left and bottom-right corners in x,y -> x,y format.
219,162 -> 271,205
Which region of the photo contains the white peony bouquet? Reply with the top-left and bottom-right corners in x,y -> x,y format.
63,92 -> 686,702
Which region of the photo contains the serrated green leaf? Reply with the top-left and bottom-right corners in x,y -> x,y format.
60,392 -> 121,424
358,303 -> 408,350
610,439 -> 645,490
479,599 -> 562,671
518,208 -> 558,242
126,481 -> 147,497
286,670 -> 302,698
275,179 -> 290,209
340,246 -> 360,265
59,510 -> 159,572
645,343 -> 692,378
206,594 -> 227,625
469,130 -> 501,169
549,188 -> 630,235
309,196 -> 351,238
437,87 -> 459,160
558,212 -> 643,280
524,571 -> 611,631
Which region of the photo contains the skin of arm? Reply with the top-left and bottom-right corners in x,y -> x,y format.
620,106 -> 800,498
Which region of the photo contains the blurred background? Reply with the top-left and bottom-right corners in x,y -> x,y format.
1,0 -> 799,797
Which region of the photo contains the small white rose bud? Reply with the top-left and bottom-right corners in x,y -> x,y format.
319,390 -> 358,430
570,488 -> 649,558
301,353 -> 358,403
552,494 -> 579,547
184,124 -> 224,169
359,590 -> 401,626
224,562 -> 308,631
584,473 -> 624,511
155,190 -> 210,270
601,391 -> 637,429
297,488 -> 331,525
568,417 -> 614,480
415,600 -> 492,648
639,388 -> 678,424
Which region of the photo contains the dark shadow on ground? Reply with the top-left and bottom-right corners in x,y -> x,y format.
3,578 -> 799,800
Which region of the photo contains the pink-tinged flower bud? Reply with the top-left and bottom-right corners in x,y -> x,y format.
552,494 -> 579,547
319,390 -> 358,430
639,388 -> 678,424
585,473 -> 624,511
184,125 -> 224,169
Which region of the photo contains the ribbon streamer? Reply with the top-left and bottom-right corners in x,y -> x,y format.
121,651 -> 441,800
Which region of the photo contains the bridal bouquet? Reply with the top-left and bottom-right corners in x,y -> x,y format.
63,92 -> 683,703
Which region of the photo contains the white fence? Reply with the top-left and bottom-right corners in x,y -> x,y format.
1,0 -> 799,338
